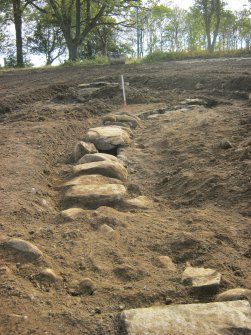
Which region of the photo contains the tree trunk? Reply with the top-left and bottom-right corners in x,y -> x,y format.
67,41 -> 78,61
13,0 -> 24,67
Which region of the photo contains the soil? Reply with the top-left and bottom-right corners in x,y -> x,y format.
0,58 -> 250,334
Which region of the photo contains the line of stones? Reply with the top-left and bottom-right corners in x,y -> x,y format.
59,112 -> 150,221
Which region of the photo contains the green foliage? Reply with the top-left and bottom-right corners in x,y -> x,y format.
4,52 -> 33,68
143,48 -> 251,63
27,10 -> 66,65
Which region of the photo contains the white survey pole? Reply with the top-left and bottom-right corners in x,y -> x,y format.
121,75 -> 127,108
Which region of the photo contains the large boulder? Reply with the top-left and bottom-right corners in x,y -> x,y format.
85,126 -> 132,150
120,300 -> 251,335
73,161 -> 128,182
64,184 -> 126,207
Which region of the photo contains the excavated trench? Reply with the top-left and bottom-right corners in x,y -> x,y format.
0,59 -> 251,335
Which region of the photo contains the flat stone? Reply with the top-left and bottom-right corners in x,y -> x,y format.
86,126 -> 132,150
103,114 -> 141,129
60,208 -> 85,221
120,300 -> 251,335
77,153 -> 119,165
156,256 -> 177,272
73,141 -> 98,162
216,288 -> 251,302
63,174 -> 122,187
122,196 -> 153,209
64,184 -> 127,207
73,161 -> 128,182
182,265 -> 221,290
3,238 -> 43,259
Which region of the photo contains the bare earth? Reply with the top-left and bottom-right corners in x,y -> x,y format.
0,58 -> 250,334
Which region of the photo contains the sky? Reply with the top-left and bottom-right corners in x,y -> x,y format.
169,0 -> 250,11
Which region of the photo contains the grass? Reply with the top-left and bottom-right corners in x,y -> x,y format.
1,49 -> 250,72
143,49 -> 251,63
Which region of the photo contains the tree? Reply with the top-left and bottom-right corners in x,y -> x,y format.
218,10 -> 237,50
45,0 -> 139,61
0,0 -> 42,67
28,11 -> 66,65
186,6 -> 206,51
195,0 -> 225,53
164,7 -> 187,52
238,8 -> 251,49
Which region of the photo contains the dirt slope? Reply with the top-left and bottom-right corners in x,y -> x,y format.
0,58 -> 250,334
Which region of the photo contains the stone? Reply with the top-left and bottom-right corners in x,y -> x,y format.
99,224 -> 115,238
117,153 -> 129,166
64,184 -> 127,207
156,256 -> 177,272
73,161 -> 128,182
73,141 -> 98,162
38,268 -> 61,282
120,300 -> 251,335
216,288 -> 251,302
103,121 -> 133,129
69,278 -> 96,296
182,265 -> 221,290
0,266 -> 11,275
3,238 -> 43,259
86,126 -> 132,150
63,174 -> 122,187
219,139 -> 232,149
122,196 -> 153,210
77,152 -> 119,165
103,114 -> 141,129
60,208 -> 85,221
180,98 -> 205,106
195,82 -> 204,90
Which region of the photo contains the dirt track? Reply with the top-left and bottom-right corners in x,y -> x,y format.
0,58 -> 250,334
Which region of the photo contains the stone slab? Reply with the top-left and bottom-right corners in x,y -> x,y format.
73,161 -> 128,181
120,300 -> 251,335
86,126 -> 132,150
63,174 -> 122,187
77,153 -> 119,165
64,184 -> 127,206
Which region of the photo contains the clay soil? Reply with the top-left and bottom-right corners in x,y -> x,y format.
0,58 -> 250,334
